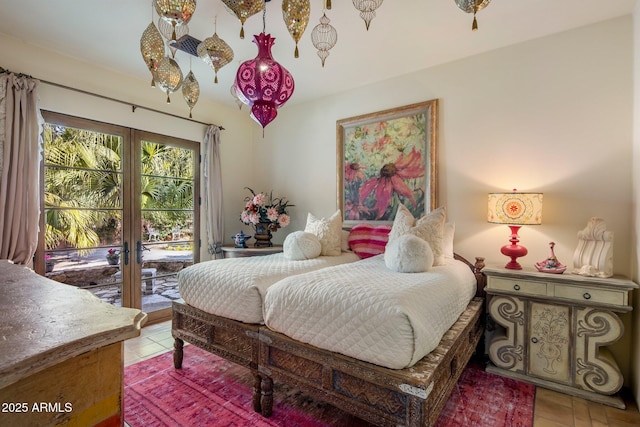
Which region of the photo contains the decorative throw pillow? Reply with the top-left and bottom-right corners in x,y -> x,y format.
341,230 -> 351,252
443,222 -> 455,260
348,223 -> 392,259
283,231 -> 322,260
388,204 -> 446,266
384,234 -> 434,273
304,210 -> 342,256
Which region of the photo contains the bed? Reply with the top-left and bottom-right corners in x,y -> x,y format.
255,254 -> 486,426
171,251 -> 360,410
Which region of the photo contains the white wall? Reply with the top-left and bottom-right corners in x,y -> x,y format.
256,18 -> 637,384
632,0 -> 640,410
0,32 -> 256,261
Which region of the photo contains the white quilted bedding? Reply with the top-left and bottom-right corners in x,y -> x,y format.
178,252 -> 360,324
263,255 -> 477,369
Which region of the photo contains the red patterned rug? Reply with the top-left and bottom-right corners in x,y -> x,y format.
124,345 -> 534,427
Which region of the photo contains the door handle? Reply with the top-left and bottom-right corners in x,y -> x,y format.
136,241 -> 143,264
123,242 -> 130,265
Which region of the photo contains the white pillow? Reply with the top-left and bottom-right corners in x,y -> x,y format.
388,204 -> 446,266
384,234 -> 434,273
444,222 -> 455,260
341,229 -> 351,252
304,210 -> 342,256
283,231 -> 322,260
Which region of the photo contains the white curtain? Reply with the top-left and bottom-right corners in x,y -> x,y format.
0,71 -> 42,267
203,125 -> 224,259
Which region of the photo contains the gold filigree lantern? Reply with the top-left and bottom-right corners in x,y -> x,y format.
455,0 -> 491,31
311,12 -> 337,67
282,0 -> 310,58
155,56 -> 184,103
197,31 -> 234,84
154,0 -> 197,40
352,0 -> 384,31
140,22 -> 165,87
222,0 -> 265,39
182,70 -> 199,118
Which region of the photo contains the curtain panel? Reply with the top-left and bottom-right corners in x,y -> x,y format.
203,125 -> 224,259
0,72 -> 42,267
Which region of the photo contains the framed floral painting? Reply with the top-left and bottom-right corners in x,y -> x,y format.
337,100 -> 438,226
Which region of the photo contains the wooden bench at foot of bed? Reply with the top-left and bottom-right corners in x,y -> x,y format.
257,297 -> 484,427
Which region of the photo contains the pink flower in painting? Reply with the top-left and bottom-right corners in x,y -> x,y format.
277,214 -> 290,228
266,207 -> 278,222
248,212 -> 260,225
358,147 -> 424,218
344,162 -> 365,182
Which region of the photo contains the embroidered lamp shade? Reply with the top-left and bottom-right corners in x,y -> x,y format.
234,33 -> 295,130
488,190 -> 543,270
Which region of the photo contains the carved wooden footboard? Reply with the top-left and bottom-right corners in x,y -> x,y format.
171,300 -> 264,412
257,297 -> 484,426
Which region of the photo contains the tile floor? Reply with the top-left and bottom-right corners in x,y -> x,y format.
125,321 -> 640,427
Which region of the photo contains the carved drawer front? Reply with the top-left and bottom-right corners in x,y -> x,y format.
489,277 -> 547,296
554,284 -> 625,306
528,302 -> 571,384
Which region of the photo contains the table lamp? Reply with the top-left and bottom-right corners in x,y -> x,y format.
488,190 -> 543,270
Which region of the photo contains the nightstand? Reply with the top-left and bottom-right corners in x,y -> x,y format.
221,245 -> 283,258
484,265 -> 637,409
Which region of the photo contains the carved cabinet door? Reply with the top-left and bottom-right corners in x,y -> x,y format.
528,302 -> 571,384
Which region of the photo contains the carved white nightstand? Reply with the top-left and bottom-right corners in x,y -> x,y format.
484,266 -> 637,409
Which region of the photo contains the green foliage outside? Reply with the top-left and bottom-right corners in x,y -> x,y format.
44,124 -> 194,252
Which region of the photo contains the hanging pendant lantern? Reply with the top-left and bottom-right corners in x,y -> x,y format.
155,56 -> 184,103
222,0 -> 265,39
455,0 -> 491,31
197,32 -> 234,84
140,22 -> 165,87
282,0 -> 310,58
352,0 -> 384,31
154,0 -> 197,41
311,12 -> 337,67
234,33 -> 295,130
157,19 -> 189,57
182,70 -> 199,118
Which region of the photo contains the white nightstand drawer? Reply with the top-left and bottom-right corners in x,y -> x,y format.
488,277 -> 547,296
554,285 -> 625,306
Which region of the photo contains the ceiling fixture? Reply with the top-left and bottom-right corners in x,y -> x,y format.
155,56 -> 184,103
352,0 -> 384,30
311,9 -> 337,67
140,22 -> 165,87
182,67 -> 200,117
197,19 -> 234,84
222,0 -> 265,39
157,19 -> 189,57
455,0 -> 491,31
154,0 -> 197,40
282,0 -> 310,58
234,7 -> 294,131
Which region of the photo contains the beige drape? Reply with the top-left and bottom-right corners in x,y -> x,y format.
203,125 -> 224,259
0,72 -> 42,267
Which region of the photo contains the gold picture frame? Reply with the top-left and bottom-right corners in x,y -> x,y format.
336,100 -> 438,226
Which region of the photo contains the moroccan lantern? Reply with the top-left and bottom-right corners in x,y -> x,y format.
182,70 -> 199,118
311,12 -> 337,67
197,32 -> 234,84
455,0 -> 492,31
282,0 -> 310,58
154,0 -> 197,40
222,0 -> 265,39
234,33 -> 294,130
140,22 -> 165,87
155,56 -> 184,103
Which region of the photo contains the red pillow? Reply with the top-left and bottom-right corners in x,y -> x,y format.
348,223 -> 392,259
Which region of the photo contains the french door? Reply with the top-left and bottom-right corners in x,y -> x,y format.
39,112 -> 199,323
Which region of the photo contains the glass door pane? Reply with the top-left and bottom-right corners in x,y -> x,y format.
42,116 -> 127,307
135,135 -> 198,320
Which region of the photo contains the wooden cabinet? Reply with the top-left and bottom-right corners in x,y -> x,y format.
221,245 -> 283,258
484,266 -> 637,409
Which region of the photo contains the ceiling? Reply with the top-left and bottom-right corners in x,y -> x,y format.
0,1 -> 636,110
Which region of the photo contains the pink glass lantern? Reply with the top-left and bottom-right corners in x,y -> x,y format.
234,33 -> 295,130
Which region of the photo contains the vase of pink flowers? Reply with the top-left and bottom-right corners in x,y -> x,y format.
106,248 -> 120,265
240,187 -> 293,247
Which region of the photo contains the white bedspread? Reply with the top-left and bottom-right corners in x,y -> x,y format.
263,255 -> 477,369
178,252 -> 360,324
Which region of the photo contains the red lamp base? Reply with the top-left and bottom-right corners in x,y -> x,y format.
500,225 -> 528,270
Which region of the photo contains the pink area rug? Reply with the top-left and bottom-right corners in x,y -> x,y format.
124,345 -> 534,427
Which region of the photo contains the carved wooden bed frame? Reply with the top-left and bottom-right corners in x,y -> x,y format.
172,254 -> 486,426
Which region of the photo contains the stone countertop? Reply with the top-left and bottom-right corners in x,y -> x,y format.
0,260 -> 147,389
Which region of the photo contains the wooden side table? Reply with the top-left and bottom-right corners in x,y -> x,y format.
221,245 -> 283,258
484,265 -> 637,409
